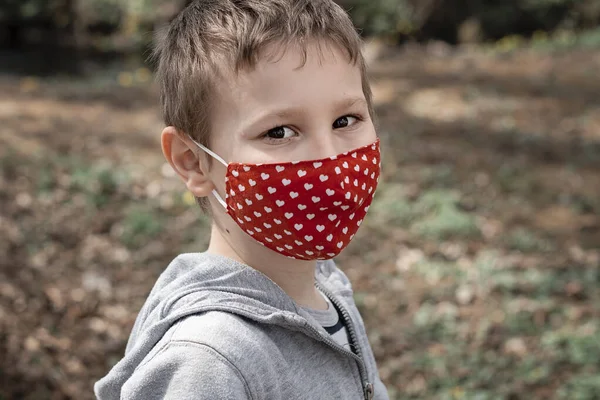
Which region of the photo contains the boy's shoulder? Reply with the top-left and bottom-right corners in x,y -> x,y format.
142,258 -> 356,361
136,254 -> 358,366
112,256 -> 384,400
167,310 -> 274,350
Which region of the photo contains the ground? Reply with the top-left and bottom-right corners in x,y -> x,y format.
1,43 -> 599,399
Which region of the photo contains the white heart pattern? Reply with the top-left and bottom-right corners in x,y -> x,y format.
223,139 -> 380,260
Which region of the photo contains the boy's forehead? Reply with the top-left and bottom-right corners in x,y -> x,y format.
216,41 -> 363,110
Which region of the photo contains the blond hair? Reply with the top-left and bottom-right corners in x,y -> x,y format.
153,0 -> 372,210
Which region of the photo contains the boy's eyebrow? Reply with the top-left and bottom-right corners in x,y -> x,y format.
242,96 -> 368,135
333,97 -> 368,113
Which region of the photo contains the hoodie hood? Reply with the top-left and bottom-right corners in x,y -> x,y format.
126,253 -> 304,349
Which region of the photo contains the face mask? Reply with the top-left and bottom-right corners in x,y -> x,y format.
190,138 -> 381,260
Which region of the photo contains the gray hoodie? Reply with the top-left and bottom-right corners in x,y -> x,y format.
94,253 -> 388,399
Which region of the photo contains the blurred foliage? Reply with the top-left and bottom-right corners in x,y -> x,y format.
120,205 -> 165,249
370,187 -> 481,241
0,0 -> 159,22
2,0 -> 600,50
340,0 -> 418,36
0,0 -> 185,51
342,0 -> 600,41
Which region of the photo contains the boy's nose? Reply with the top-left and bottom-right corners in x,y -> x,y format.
307,135 -> 339,160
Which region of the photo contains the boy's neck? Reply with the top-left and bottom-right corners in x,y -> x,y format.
207,224 -> 329,311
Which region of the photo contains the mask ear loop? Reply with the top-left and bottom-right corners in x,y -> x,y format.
188,137 -> 228,166
188,137 -> 228,209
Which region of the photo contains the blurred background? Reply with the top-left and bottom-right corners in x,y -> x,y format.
1,0 -> 599,399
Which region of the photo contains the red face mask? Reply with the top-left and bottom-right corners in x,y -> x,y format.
191,139 -> 381,260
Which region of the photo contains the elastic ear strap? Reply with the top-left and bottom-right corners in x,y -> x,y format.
188,136 -> 228,209
211,189 -> 227,209
189,137 -> 228,167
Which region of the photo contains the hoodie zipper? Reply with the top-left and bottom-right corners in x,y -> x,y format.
314,282 -> 373,400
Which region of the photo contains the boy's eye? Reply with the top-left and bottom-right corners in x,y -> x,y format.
333,115 -> 358,129
265,126 -> 296,139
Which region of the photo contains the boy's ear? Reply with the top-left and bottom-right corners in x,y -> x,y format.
161,126 -> 215,197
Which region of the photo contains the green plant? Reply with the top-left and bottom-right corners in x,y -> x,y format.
36,168 -> 56,193
120,206 -> 163,248
566,334 -> 600,365
411,301 -> 459,342
413,205 -> 480,240
341,0 -> 417,36
505,310 -> 539,335
412,259 -> 467,285
506,228 -> 551,253
515,356 -> 552,385
369,183 -> 417,226
411,190 -> 480,240
421,164 -> 456,188
69,160 -> 127,207
559,373 -> 600,400
542,324 -> 600,366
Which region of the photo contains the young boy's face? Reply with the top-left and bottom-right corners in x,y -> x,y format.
206,39 -> 376,190
190,40 -> 377,263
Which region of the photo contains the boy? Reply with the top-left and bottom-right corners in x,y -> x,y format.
95,0 -> 388,399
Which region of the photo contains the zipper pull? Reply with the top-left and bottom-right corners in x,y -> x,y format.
364,382 -> 374,400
